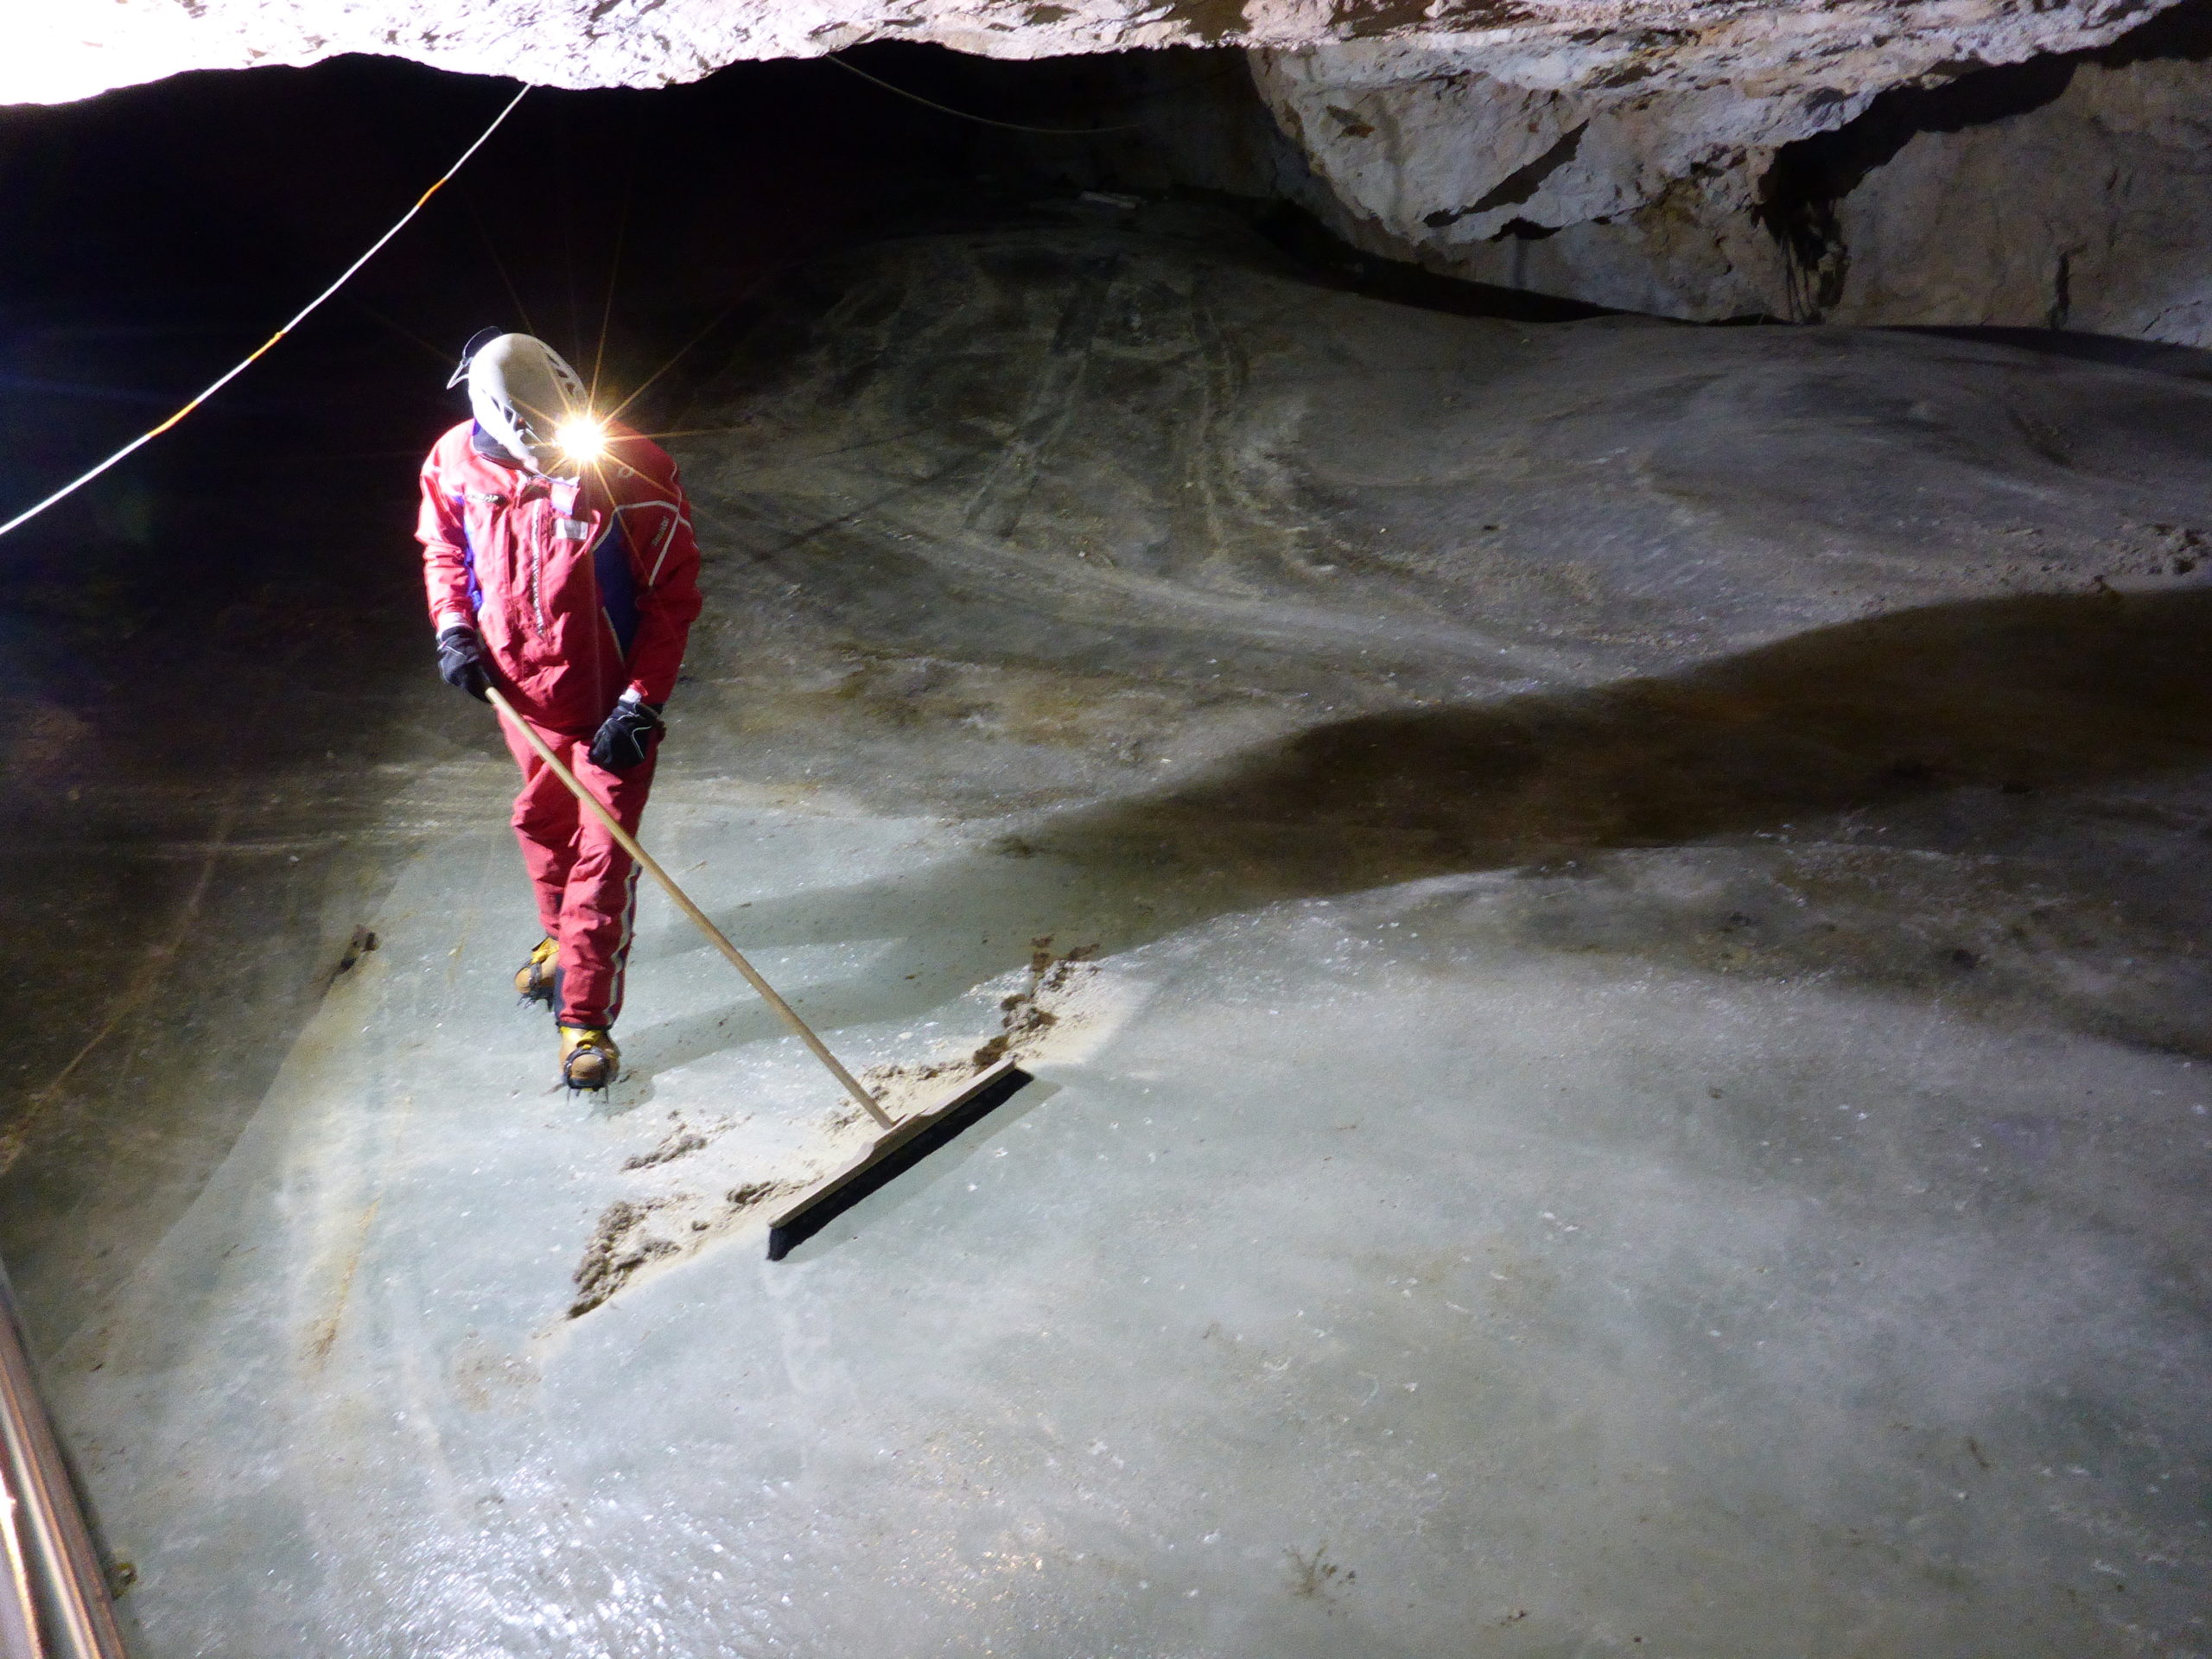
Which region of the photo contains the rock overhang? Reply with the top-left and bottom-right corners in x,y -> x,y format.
3,0 -> 2190,107
8,0 -> 2207,343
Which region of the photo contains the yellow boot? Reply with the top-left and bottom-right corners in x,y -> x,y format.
559,1025 -> 620,1091
514,938 -> 558,1007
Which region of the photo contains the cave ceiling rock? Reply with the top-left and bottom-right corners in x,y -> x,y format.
1249,0 -> 2196,320
10,0 -> 2206,340
0,0 -> 2185,108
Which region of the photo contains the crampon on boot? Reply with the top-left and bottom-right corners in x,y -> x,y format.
559,1025 -> 620,1092
515,938 -> 558,1008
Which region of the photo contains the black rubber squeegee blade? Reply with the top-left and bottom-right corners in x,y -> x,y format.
766,1059 -> 1033,1260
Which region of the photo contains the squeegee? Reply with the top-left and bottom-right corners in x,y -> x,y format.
487,689 -> 1032,1259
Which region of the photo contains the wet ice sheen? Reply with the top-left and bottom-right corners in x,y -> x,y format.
48,804 -> 2212,1657
16,213 -> 2212,1656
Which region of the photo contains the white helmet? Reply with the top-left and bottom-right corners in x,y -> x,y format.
449,330 -> 588,474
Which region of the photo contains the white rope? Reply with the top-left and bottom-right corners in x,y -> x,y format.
0,82 -> 533,543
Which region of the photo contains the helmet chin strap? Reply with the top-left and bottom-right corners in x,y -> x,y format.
480,409 -> 580,479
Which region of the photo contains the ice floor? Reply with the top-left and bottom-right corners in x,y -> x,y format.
4,206 -> 2211,1656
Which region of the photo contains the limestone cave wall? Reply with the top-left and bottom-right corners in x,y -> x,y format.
1249,2 -> 2212,339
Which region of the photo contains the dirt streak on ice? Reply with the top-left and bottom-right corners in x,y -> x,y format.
567,938 -> 1127,1314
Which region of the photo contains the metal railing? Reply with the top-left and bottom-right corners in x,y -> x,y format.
0,1261 -> 125,1659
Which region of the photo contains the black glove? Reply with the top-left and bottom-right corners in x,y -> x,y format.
435,625 -> 490,702
589,692 -> 664,772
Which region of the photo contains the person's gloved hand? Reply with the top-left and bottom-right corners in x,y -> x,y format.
589,691 -> 664,772
435,625 -> 490,702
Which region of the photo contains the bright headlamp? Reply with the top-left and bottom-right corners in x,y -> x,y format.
555,416 -> 609,464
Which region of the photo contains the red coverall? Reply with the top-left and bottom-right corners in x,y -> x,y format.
416,419 -> 702,1030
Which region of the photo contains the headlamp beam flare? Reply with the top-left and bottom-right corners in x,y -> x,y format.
555,414 -> 610,465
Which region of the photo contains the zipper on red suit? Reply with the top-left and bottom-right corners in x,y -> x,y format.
511,474 -> 553,636
532,481 -> 552,634
549,476 -> 613,706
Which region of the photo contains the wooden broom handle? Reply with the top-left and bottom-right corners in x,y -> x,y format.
486,687 -> 893,1129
